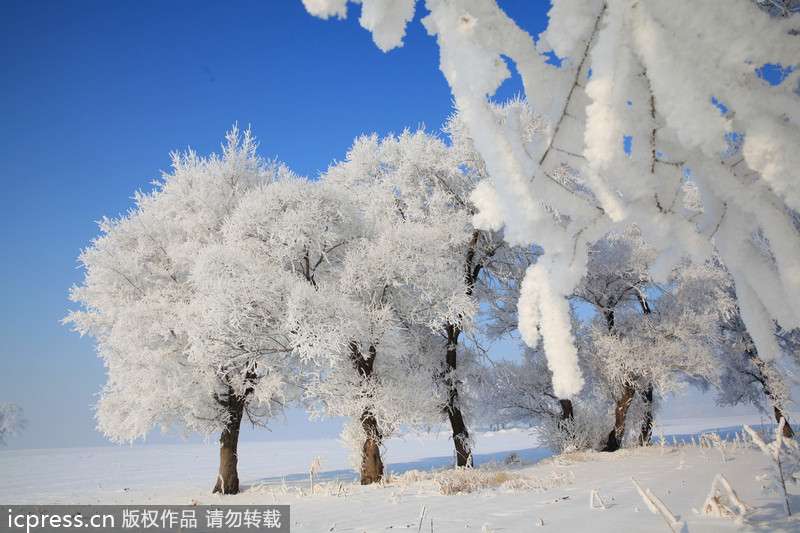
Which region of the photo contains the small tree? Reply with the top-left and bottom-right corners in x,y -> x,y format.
66,128 -> 295,494
575,227 -> 725,451
0,403 -> 26,446
717,292 -> 798,438
488,344 -> 606,453
744,421 -> 800,516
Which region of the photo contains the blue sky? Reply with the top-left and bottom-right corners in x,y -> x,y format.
0,1 -> 552,449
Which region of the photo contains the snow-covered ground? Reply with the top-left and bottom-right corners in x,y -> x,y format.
2,414 -> 799,532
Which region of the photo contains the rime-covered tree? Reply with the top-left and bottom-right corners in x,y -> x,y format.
573,226 -> 659,450
366,129 -> 484,468
366,128 -> 483,467
491,227 -> 726,452
575,227 -> 726,450
0,403 -> 26,446
220,174 -> 399,484
220,153 -> 473,483
320,121 -> 543,468
65,128 -> 295,494
303,0 -> 800,405
305,134 -> 478,481
442,100 -> 547,464
717,272 -> 799,438
488,342 -> 607,453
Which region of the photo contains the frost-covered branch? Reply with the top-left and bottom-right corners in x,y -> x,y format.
303,0 -> 800,400
744,421 -> 800,516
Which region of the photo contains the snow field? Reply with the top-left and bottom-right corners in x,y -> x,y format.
2,416 -> 799,532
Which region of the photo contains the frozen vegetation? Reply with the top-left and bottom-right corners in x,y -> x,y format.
304,0 -> 800,400
0,403 -> 25,447
49,4 -> 800,533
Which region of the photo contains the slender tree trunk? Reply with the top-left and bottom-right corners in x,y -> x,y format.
638,384 -> 655,446
747,347 -> 795,438
557,398 -> 576,446
600,308 -> 633,452
602,383 -> 636,452
633,294 -> 654,446
351,342 -> 385,484
213,387 -> 246,495
439,230 -> 489,467
444,322 -> 473,467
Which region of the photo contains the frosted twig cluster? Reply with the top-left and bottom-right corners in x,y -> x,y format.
696,473 -> 754,524
744,420 -> 800,516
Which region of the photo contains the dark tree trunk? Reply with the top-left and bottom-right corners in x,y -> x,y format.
602,383 -> 636,452
559,398 -> 574,421
633,295 -> 654,446
444,322 -> 473,467
605,309 -> 615,331
360,410 -> 385,485
351,342 -> 385,484
600,307 -> 636,452
213,387 -> 246,495
638,384 -> 655,446
746,347 -> 795,438
438,231 -> 487,467
557,398 -> 576,445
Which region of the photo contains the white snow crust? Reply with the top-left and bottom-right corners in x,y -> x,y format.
3,415 -> 799,532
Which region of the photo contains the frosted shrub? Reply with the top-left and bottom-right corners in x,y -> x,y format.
387,469 -> 435,486
744,420 -> 800,516
699,433 -> 728,462
0,403 -> 25,446
502,452 -> 523,465
434,467 -> 536,495
537,404 -> 608,454
488,343 -> 608,454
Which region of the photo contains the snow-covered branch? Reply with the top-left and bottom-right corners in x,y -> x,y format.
303,0 -> 800,400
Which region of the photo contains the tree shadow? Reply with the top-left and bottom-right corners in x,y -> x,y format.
244,445 -> 553,490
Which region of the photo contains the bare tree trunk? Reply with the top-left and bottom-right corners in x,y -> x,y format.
351,342 -> 385,484
213,387 -> 246,495
558,398 -> 576,444
600,308 -> 634,453
638,384 -> 655,446
634,294 -> 654,446
360,410 -> 385,485
444,322 -> 473,467
437,230 -> 489,467
773,405 -> 796,438
559,398 -> 574,421
602,383 -> 636,452
747,347 -> 795,438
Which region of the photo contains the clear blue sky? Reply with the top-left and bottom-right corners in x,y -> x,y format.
0,1 -> 552,449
